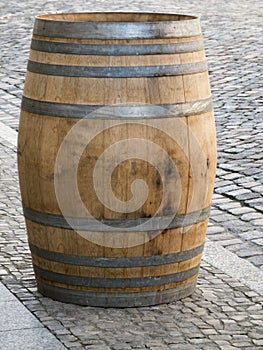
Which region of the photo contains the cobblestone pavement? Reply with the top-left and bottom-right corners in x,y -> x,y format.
0,0 -> 262,349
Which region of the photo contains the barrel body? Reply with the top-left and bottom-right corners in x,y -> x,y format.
18,12 -> 217,307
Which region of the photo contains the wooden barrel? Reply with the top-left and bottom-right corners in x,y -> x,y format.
18,12 -> 217,307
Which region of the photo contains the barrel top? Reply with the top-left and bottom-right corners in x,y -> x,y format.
35,12 -> 198,22
33,12 -> 201,40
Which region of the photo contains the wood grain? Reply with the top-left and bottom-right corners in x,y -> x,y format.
18,12 -> 216,306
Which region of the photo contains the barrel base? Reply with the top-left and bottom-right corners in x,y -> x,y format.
36,279 -> 197,308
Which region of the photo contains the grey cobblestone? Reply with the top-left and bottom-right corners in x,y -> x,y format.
0,0 -> 263,348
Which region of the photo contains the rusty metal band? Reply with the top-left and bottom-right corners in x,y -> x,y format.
36,278 -> 197,307
23,206 -> 210,232
27,60 -> 208,77
33,16 -> 201,39
33,263 -> 200,288
30,38 -> 204,55
29,243 -> 204,268
21,96 -> 213,119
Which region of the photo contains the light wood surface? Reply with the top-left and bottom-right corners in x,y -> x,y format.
18,13 -> 217,305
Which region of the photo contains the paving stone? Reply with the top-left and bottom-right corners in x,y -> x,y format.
0,328 -> 66,350
252,339 -> 263,346
221,173 -> 243,180
201,329 -> 219,336
227,189 -> 252,197
207,232 -> 236,242
215,185 -> 240,195
248,331 -> 263,339
0,282 -> 17,302
247,255 -> 263,266
236,248 -> 263,258
228,207 -> 255,215
0,300 -> 41,331
239,230 -> 263,241
206,225 -> 226,235
84,346 -> 111,350
220,238 -> 244,247
245,199 -> 263,212
251,218 -> 263,227
68,345 -> 84,348
241,212 -> 263,221
215,202 -> 241,211
252,238 -> 263,246
236,192 -> 261,201
213,340 -> 233,347
232,335 -> 252,341
252,185 -> 263,193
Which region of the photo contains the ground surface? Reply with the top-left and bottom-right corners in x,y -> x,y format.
0,0 -> 262,349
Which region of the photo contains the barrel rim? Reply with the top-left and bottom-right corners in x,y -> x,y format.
33,12 -> 201,40
35,12 -> 199,23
